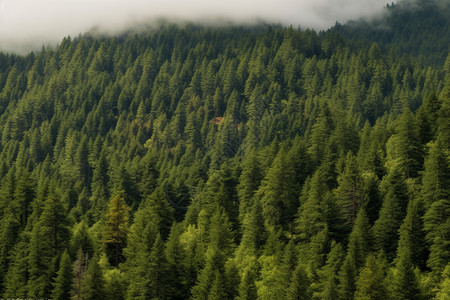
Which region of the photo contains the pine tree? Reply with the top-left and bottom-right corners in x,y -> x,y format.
385,108 -> 423,178
51,250 -> 73,300
308,102 -> 334,165
191,246 -> 223,300
70,220 -> 94,258
3,233 -> 30,299
237,258 -> 259,300
72,249 -> 88,300
237,199 -> 266,259
257,145 -> 299,232
165,223 -> 188,299
27,186 -> 70,298
148,233 -> 170,299
104,268 -> 126,300
144,187 -> 175,240
103,193 -> 130,266
313,241 -> 345,300
90,150 -> 110,217
256,253 -> 286,300
208,205 -> 235,257
335,152 -> 364,226
237,150 -> 263,224
387,200 -> 423,300
208,270 -> 227,300
81,255 -> 106,300
435,264 -> 450,300
354,253 -> 388,300
372,163 -> 409,261
286,262 -> 311,300
338,209 -> 371,299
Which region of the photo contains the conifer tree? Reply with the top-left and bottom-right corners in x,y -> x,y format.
51,250 -> 73,300
237,259 -> 259,300
70,220 -> 94,258
335,152 -> 363,226
165,223 -> 188,299
103,193 -> 130,266
27,187 -> 70,298
286,262 -> 311,300
354,253 -> 388,300
308,102 -> 334,165
385,108 -> 423,178
338,209 -> 371,299
72,249 -> 88,300
191,246 -> 224,300
313,241 -> 345,300
257,145 -> 298,232
3,233 -> 30,299
81,255 -> 106,300
237,150 -> 263,224
387,200 -> 423,300
208,270 -> 227,300
90,150 -> 110,217
148,233 -> 170,299
435,264 -> 450,300
372,163 -> 409,261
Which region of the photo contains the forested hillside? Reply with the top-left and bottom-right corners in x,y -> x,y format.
0,0 -> 449,299
335,0 -> 450,65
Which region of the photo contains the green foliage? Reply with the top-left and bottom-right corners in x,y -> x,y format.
103,193 -> 130,266
51,250 -> 73,300
81,255 -> 106,300
0,2 -> 448,297
354,253 -> 388,300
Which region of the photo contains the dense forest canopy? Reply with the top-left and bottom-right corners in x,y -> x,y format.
0,0 -> 449,299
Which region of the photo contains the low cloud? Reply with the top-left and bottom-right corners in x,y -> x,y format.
0,0 -> 393,53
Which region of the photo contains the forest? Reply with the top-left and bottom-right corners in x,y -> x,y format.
0,0 -> 448,299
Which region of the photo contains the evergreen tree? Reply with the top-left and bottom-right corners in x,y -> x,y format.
51,250 -> 73,300
286,262 -> 311,300
81,255 -> 106,300
385,108 -> 423,178
148,233 -> 170,299
165,223 -> 188,299
372,163 -> 409,261
237,259 -> 259,300
354,253 -> 388,300
237,150 -> 263,224
334,152 -> 364,226
338,209 -> 371,299
313,241 -> 345,300
72,249 -> 88,300
103,193 -> 130,266
190,246 -> 224,300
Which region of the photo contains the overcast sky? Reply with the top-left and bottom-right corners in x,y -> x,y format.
0,0 -> 393,53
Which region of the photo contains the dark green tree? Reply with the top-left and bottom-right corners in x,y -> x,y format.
51,250 -> 73,300
81,255 -> 106,300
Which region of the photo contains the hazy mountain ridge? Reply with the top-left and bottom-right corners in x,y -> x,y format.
334,0 -> 450,64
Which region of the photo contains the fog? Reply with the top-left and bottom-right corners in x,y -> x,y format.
0,0 -> 393,53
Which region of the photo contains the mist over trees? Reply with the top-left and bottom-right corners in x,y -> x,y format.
0,0 -> 448,299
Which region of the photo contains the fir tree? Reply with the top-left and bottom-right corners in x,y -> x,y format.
51,250 -> 73,300
148,233 -> 170,299
103,193 -> 130,266
354,253 -> 388,300
81,255 -> 106,300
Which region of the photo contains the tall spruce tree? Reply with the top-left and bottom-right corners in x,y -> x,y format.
51,250 -> 73,300
103,193 -> 130,266
354,253 -> 388,300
